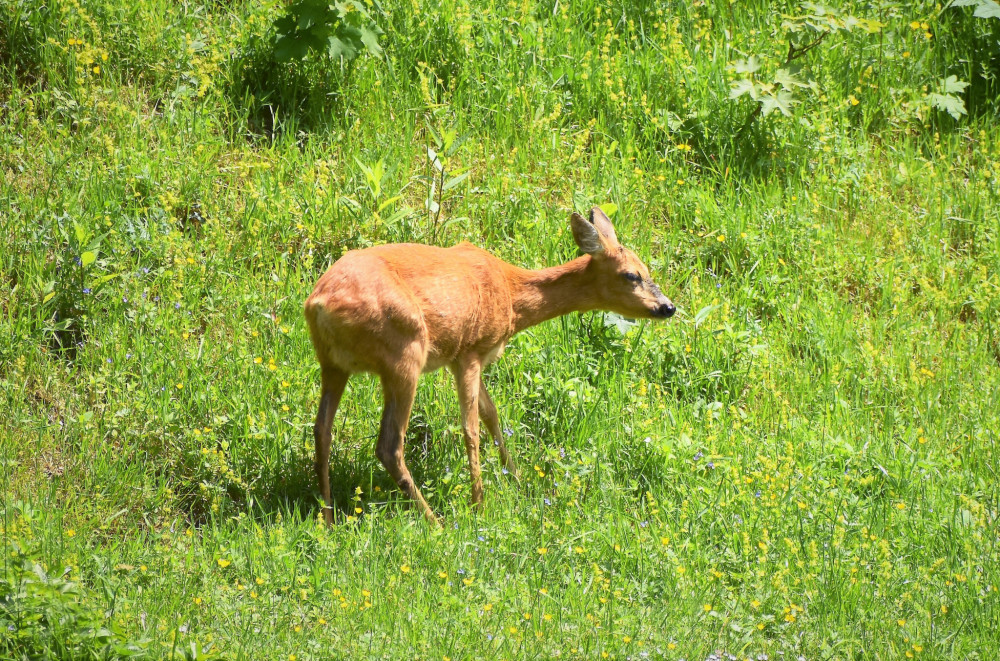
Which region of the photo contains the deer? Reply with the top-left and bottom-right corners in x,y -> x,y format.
304,207 -> 675,525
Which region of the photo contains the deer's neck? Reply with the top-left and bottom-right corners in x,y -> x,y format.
508,256 -> 599,334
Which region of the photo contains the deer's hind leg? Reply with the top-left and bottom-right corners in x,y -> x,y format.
375,365 -> 438,525
314,365 -> 349,525
452,359 -> 485,508
478,378 -> 519,480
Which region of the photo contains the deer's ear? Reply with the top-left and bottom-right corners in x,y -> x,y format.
589,207 -> 619,247
570,212 -> 604,254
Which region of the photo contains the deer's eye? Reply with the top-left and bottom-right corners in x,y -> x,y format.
623,272 -> 642,284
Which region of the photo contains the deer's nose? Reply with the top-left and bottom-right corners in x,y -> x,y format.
653,301 -> 675,318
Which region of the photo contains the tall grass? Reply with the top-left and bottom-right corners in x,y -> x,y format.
2,0 -> 999,659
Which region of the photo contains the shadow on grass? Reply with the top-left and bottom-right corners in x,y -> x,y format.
238,426 -> 449,527
221,30 -> 359,147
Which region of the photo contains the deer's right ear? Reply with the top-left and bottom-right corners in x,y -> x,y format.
570,212 -> 604,254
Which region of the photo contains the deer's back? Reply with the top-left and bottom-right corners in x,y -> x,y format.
305,242 -> 516,374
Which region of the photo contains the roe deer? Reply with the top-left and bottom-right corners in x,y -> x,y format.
304,207 -> 675,524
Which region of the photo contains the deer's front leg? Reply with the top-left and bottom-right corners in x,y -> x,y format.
452,359 -> 484,508
478,378 -> 519,481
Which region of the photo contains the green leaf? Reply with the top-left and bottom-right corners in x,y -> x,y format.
273,0 -> 381,63
43,292 -> 56,304
442,129 -> 457,153
604,312 -> 636,335
970,0 -> 997,16
383,206 -> 414,226
377,195 -> 404,212
953,0 -> 1000,19
74,221 -> 86,244
760,89 -> 797,117
663,110 -> 684,131
941,75 -> 970,94
274,14 -> 297,35
729,79 -> 759,101
774,67 -> 808,89
694,304 -> 720,328
92,273 -> 119,287
802,2 -> 835,16
928,93 -> 967,120
598,202 -> 618,217
444,130 -> 467,157
295,1 -> 328,29
80,251 -> 97,267
49,318 -> 73,332
274,35 -> 310,62
327,34 -> 360,61
443,171 -> 471,191
975,1 -> 1000,18
359,24 -> 382,56
732,56 -> 761,74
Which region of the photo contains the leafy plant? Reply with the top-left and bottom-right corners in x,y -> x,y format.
927,75 -> 971,119
38,217 -> 118,352
355,157 -> 411,225
273,0 -> 383,65
0,0 -> 60,84
952,0 -> 1000,19
421,122 -> 471,243
729,2 -> 875,139
1,544 -> 148,659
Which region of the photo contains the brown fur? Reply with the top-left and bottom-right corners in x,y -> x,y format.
304,208 -> 674,524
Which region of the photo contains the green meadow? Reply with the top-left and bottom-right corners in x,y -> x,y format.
2,0 -> 999,658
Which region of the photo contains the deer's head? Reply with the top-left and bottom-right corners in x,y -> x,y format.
570,207 -> 675,320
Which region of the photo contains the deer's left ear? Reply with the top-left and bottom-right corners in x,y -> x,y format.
570,208 -> 620,254
570,212 -> 604,254
589,207 -> 619,247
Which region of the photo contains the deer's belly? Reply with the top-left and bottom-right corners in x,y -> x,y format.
422,338 -> 508,373
482,341 -> 506,365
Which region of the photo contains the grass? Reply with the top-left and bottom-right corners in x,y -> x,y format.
2,0 -> 999,659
